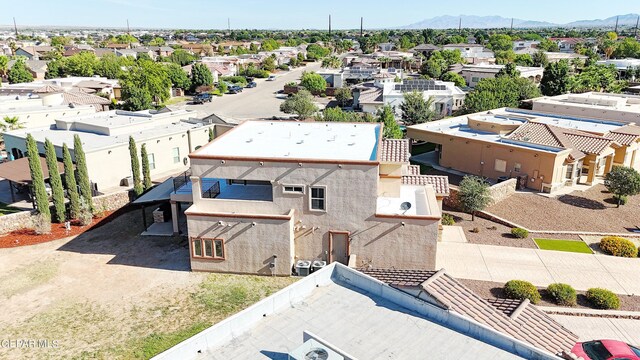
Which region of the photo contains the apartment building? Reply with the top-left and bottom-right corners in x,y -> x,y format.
408,108 -> 640,193
4,109 -> 215,192
532,92 -> 640,124
179,121 -> 448,275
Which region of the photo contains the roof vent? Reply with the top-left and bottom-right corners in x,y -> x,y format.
246,138 -> 253,143
304,348 -> 329,360
400,202 -> 412,211
297,140 -> 304,144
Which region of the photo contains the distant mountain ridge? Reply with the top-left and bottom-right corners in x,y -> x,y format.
401,13 -> 640,29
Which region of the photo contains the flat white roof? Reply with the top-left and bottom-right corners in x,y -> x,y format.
506,108 -> 626,134
195,121 -> 381,162
377,185 -> 432,216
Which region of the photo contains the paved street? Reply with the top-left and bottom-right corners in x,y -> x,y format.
436,242 -> 640,295
185,62 -> 322,121
551,315 -> 640,345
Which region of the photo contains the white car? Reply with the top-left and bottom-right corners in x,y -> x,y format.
267,75 -> 277,81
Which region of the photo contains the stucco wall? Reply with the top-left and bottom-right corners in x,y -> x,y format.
532,101 -> 640,124
1,105 -> 96,133
444,179 -> 516,210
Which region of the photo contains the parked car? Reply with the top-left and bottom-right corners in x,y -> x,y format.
192,93 -> 212,104
246,81 -> 257,88
572,340 -> 640,360
227,85 -> 243,94
267,75 -> 277,81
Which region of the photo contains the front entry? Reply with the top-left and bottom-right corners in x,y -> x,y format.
329,231 -> 350,265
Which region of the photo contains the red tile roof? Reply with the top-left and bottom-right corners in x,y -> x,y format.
380,139 -> 409,163
360,268 -> 579,355
605,125 -> 640,146
402,175 -> 450,196
407,164 -> 420,175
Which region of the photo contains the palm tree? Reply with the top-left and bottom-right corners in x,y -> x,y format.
1,116 -> 24,132
321,55 -> 342,69
378,56 -> 391,69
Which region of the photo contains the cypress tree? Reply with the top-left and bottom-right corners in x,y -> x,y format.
63,143 -> 80,219
26,134 -> 50,220
141,144 -> 152,191
129,136 -> 143,196
73,134 -> 93,211
44,139 -> 66,223
208,127 -> 214,142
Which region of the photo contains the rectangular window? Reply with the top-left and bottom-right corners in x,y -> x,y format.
565,164 -> 574,179
514,163 -> 521,172
283,185 -> 304,194
471,77 -> 479,83
192,238 -> 224,259
494,159 -> 507,173
148,153 -> 156,170
172,147 -> 180,164
310,186 -> 326,211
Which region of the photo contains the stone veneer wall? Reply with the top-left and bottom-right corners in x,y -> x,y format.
0,190 -> 133,235
443,178 -> 517,210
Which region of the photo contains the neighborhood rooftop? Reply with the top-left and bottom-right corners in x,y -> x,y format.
193,120 -> 381,162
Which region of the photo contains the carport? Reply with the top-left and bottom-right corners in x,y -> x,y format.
133,177 -> 187,236
0,156 -> 66,205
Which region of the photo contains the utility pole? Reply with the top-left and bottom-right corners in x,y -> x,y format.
614,16 -> 619,33
126,19 -> 130,34
228,18 -> 230,33
458,17 -> 462,33
510,18 -> 514,32
329,15 -> 331,36
635,16 -> 639,37
360,17 -> 363,37
13,17 -> 18,37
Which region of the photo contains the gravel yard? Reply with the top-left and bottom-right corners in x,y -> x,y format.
487,184 -> 640,233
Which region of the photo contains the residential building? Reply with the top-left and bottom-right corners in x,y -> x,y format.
460,64 -> 544,88
407,107 -> 640,193
14,46 -> 55,60
179,121 -> 448,275
7,59 -> 49,81
549,37 -> 590,53
512,40 -> 540,53
596,58 -> 640,79
532,92 -> 640,124
544,52 -> 588,63
153,263 -> 563,360
4,109 -> 214,192
353,78 -> 465,117
443,43 -> 495,64
411,43 -> 440,58
317,67 -> 401,88
0,76 -> 121,101
377,42 -> 396,51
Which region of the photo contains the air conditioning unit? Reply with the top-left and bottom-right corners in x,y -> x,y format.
296,260 -> 311,277
289,338 -> 345,360
121,176 -> 133,187
311,260 -> 326,273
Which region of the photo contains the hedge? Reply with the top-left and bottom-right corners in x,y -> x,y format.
600,236 -> 637,258
504,280 -> 541,304
586,288 -> 620,310
511,227 -> 529,239
441,213 -> 455,226
547,283 -> 577,306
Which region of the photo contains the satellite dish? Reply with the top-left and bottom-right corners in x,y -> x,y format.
305,348 -> 329,360
400,202 -> 412,211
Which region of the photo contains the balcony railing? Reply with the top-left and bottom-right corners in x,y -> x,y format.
173,170 -> 192,193
202,180 -> 220,199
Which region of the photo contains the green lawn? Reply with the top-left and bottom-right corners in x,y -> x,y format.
0,202 -> 21,216
534,238 -> 593,254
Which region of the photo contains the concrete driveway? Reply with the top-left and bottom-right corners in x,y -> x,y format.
186,62 -> 322,120
436,242 -> 640,295
551,315 -> 640,345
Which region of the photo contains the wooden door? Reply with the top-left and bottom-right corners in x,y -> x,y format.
329,231 -> 350,265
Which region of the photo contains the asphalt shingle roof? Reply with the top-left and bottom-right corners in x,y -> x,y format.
360,268 -> 579,355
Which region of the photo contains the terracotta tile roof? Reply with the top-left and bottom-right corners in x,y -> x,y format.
402,175 -> 450,195
605,125 -> 640,146
380,139 -> 409,163
360,268 -> 579,355
62,90 -> 111,109
407,164 -> 420,175
358,87 -> 383,104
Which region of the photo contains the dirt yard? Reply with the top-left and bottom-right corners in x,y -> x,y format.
0,209 -> 296,360
487,184 -> 640,233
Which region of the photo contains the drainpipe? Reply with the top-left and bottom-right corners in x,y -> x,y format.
186,130 -> 192,153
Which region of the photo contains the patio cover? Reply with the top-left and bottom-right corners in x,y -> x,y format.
132,178 -> 175,205
0,157 -> 65,184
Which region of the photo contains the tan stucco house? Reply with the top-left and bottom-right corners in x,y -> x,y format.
177,121 -> 449,276
408,108 -> 640,193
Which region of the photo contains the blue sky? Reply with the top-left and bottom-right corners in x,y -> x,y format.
2,0 -> 639,29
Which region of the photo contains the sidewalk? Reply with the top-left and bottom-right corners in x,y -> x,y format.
436,242 -> 640,295
551,315 -> 640,344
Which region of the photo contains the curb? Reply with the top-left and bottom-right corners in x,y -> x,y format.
540,306 -> 640,320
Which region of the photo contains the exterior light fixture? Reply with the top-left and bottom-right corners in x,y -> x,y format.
259,161 -> 264,166
251,222 -> 257,227
221,160 -> 225,164
401,222 -> 405,227
298,163 -> 302,167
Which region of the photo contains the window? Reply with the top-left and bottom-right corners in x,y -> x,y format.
471,77 -> 479,83
283,185 -> 304,194
310,186 -> 326,211
565,164 -> 574,179
514,163 -> 521,173
172,147 -> 180,164
148,153 -> 156,170
494,159 -> 507,173
192,238 -> 224,259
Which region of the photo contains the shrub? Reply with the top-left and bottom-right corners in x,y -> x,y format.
78,197 -> 93,226
32,213 -> 52,235
600,236 -> 637,258
441,213 -> 456,226
470,227 -> 480,233
547,283 -> 577,306
504,280 -> 541,304
613,194 -> 628,205
511,227 -> 529,239
586,288 -> 620,310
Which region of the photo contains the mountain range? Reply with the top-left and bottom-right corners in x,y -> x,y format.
401,13 -> 640,29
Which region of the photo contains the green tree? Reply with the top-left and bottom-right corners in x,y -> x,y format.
8,59 -> 33,84
514,54 -> 533,66
378,105 -> 402,139
441,72 -> 466,87
190,63 -> 213,92
463,76 -> 541,113
613,37 -> 640,58
487,34 -> 512,52
65,51 -> 98,76
458,175 -> 491,221
300,71 -> 327,94
128,136 -> 143,196
334,87 -> 352,107
168,49 -> 198,66
540,60 -> 570,96
73,134 -> 93,211
62,143 -> 80,219
495,50 -> 516,65
569,64 -> 626,93
400,91 -> 436,125
0,55 -> 8,78
95,52 -> 133,79
121,59 -> 171,103
532,50 -> 549,67
50,36 -> 71,47
306,44 -> 330,60
208,127 -> 214,142
45,57 -> 67,79
538,38 -> 560,52
121,85 -> 153,111
261,38 -> 280,51
140,144 -> 152,191
262,56 -> 276,72
1,115 -> 24,131
164,63 -> 191,90
321,55 -> 342,69
496,63 -> 520,78
44,139 -> 65,223
26,134 -> 50,220
604,166 -> 640,207
321,107 -> 361,122
280,89 -> 318,119
148,37 -> 166,46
